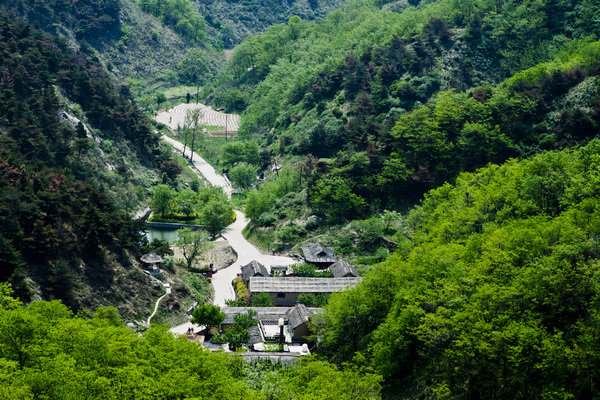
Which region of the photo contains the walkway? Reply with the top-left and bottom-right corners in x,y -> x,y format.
163,135 -> 296,332
147,283 -> 172,327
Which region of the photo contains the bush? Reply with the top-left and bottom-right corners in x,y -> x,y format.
305,218 -> 319,231
251,292 -> 274,307
258,212 -> 277,227
162,256 -> 176,273
290,263 -> 317,277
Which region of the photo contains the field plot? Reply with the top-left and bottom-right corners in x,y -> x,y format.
156,103 -> 240,134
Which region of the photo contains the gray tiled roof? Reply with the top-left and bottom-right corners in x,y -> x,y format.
249,277 -> 361,293
241,260 -> 269,282
286,303 -> 311,330
329,260 -> 359,278
301,243 -> 336,264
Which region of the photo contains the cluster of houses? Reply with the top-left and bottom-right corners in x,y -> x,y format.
215,243 -> 360,359
144,242 -> 360,360
240,243 -> 360,305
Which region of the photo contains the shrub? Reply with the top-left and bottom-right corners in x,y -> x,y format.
258,212 -> 277,227
251,292 -> 274,307
305,218 -> 319,231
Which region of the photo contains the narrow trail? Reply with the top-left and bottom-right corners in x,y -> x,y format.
147,284 -> 172,327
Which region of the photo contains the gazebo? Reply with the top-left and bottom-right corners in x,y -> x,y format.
141,252 -> 163,276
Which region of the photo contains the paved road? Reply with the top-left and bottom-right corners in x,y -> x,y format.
162,135 -> 233,194
213,211 -> 297,306
163,135 -> 296,333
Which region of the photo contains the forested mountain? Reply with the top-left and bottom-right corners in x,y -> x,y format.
0,12 -> 179,317
318,139 -> 600,398
209,0 -> 599,223
196,0 -> 348,48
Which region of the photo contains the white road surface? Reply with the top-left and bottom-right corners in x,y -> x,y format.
163,135 -> 296,334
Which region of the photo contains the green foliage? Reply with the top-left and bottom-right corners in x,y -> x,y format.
182,273 -> 213,302
138,0 -> 206,43
175,228 -> 210,269
201,198 -> 235,239
297,293 -> 330,307
191,303 -> 226,331
0,300 -> 256,399
317,139 -> 600,397
229,164 -> 258,191
250,292 -> 274,307
178,48 -> 210,84
222,141 -> 261,168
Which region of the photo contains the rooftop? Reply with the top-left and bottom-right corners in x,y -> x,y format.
240,260 -> 269,282
301,243 -> 336,264
329,260 -> 359,278
249,277 -> 361,293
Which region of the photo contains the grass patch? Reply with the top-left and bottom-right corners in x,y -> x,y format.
242,224 -> 273,252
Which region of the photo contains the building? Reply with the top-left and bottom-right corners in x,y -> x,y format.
220,305 -> 320,344
301,243 -> 336,268
240,260 -> 269,285
329,260 -> 359,278
249,276 -> 361,305
286,303 -> 312,341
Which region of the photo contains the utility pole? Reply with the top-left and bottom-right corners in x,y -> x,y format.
225,113 -> 228,141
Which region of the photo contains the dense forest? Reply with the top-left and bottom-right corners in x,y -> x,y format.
0,285 -> 381,399
0,12 -> 181,316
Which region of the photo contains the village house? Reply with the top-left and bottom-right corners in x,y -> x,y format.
220,304 -> 319,344
240,260 -> 269,286
301,242 -> 336,268
329,259 -> 359,278
249,276 -> 361,305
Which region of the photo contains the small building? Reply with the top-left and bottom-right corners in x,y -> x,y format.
240,260 -> 269,285
220,305 -> 320,344
286,303 -> 312,341
329,260 -> 359,278
301,243 -> 336,268
249,277 -> 361,305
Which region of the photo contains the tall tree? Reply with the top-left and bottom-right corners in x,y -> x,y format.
175,228 -> 210,269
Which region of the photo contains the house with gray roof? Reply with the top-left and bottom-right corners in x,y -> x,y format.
301,243 -> 336,267
329,260 -> 359,278
249,276 -> 361,305
220,305 -> 320,345
240,260 -> 269,285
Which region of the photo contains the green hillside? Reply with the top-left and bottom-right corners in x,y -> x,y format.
0,12 -> 183,319
1,0 -> 600,398
318,139 -> 600,397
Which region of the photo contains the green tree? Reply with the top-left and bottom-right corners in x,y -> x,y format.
184,108 -> 203,161
155,91 -> 167,109
151,184 -> 175,218
174,228 -> 209,269
201,199 -> 234,239
191,303 -> 226,332
229,164 -> 257,191
251,292 -> 274,307
311,176 -> 366,221
176,189 -> 199,218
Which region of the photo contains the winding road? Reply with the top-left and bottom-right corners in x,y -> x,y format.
163,132 -> 296,335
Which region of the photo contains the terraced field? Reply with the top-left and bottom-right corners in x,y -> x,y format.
156,103 -> 240,135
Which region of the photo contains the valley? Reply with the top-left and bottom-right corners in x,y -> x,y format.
1,0 -> 600,398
